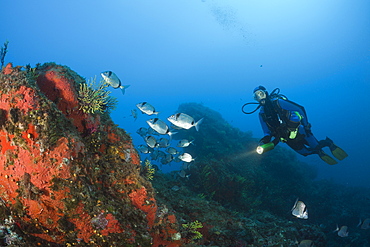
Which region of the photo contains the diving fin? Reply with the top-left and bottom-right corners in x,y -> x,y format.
329,144 -> 348,160
318,151 -> 338,165
325,137 -> 348,160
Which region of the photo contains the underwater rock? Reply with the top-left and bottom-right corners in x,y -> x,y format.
0,63 -> 181,246
153,172 -> 328,247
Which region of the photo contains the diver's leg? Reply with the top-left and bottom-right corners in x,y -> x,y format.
297,127 -> 338,165
302,130 -> 319,148
314,137 -> 348,160
290,145 -> 336,165
293,147 -> 311,156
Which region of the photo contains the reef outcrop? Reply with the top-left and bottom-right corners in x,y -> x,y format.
0,63 -> 180,246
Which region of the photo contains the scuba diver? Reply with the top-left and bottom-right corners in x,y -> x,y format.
242,86 -> 348,165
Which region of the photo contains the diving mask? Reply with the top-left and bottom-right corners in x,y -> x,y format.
254,90 -> 267,102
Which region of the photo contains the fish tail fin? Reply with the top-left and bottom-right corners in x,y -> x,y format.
120,85 -> 131,95
333,225 -> 339,233
168,131 -> 178,141
357,219 -> 362,228
194,118 -> 204,131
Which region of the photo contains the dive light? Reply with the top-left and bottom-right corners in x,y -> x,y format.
256,142 -> 275,154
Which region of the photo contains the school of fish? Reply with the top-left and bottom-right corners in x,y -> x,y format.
134,101 -> 202,177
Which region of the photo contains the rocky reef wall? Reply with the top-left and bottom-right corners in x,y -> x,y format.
0,63 -> 180,246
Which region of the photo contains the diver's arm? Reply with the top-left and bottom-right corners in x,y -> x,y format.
258,113 -> 278,145
259,113 -> 271,137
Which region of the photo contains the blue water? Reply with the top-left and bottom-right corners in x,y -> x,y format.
1,0 -> 369,188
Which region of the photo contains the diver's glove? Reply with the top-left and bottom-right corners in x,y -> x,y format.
259,135 -> 272,145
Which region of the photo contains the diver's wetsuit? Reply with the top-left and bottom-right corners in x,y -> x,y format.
259,97 -> 320,156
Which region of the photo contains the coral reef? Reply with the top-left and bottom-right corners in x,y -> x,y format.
0,63 -> 181,246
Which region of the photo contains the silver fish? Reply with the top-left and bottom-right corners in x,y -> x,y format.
136,102 -> 159,115
298,240 -> 314,247
150,150 -> 166,161
166,147 -> 179,155
170,124 -> 184,130
173,156 -> 182,162
291,199 -> 308,219
157,150 -> 166,159
136,127 -> 148,137
145,136 -> 158,148
157,138 -> 170,148
335,225 -> 349,237
131,109 -> 138,121
178,153 -> 194,163
181,162 -> 191,170
161,153 -> 173,164
171,185 -> 180,191
101,71 -> 130,95
178,169 -> 190,178
137,144 -> 151,154
146,118 -> 176,137
167,113 -> 203,131
150,149 -> 159,160
177,139 -> 194,148
357,218 -> 370,229
147,127 -> 160,136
